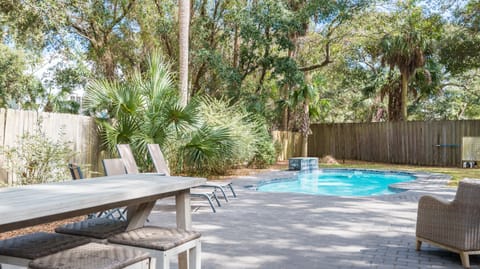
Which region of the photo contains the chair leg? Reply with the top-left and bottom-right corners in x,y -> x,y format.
189,241 -> 201,269
415,239 -> 422,251
101,209 -> 116,219
192,193 -> 217,212
155,252 -> 169,269
119,208 -> 128,221
148,257 -> 156,269
198,194 -> 216,213
228,183 -> 237,198
215,186 -> 229,203
460,252 -> 470,268
212,192 -> 221,207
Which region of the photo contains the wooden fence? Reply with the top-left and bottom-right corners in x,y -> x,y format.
308,120 -> 480,167
272,131 -> 304,161
0,109 -> 101,184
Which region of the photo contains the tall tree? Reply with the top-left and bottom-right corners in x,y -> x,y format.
287,0 -> 369,154
178,0 -> 190,107
0,45 -> 45,109
379,31 -> 427,121
439,0 -> 480,75
14,0 -> 141,80
378,4 -> 442,121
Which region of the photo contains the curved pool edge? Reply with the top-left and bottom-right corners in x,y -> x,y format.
243,168 -> 452,196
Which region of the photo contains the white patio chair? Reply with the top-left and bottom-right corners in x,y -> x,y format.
116,144 -> 221,212
147,144 -> 237,201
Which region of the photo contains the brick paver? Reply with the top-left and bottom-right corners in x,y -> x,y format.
149,169 -> 478,268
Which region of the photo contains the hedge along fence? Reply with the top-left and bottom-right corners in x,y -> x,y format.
272,131 -> 304,161
308,120 -> 480,167
0,109 -> 101,184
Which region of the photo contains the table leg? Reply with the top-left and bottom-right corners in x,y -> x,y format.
125,201 -> 156,231
176,189 -> 192,269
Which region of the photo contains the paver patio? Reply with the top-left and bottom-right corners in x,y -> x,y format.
149,170 -> 480,269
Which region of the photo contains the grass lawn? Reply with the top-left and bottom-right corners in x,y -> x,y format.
318,160 -> 480,185
211,160 -> 479,186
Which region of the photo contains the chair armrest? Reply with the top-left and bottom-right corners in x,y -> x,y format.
418,195 -> 451,213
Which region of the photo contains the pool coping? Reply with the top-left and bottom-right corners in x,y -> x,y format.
243,168 -> 452,195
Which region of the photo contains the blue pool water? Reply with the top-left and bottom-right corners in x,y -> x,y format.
257,169 -> 416,196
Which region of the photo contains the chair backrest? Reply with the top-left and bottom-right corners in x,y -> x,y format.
68,163 -> 83,180
116,144 -> 140,174
102,158 -> 127,176
453,180 -> 480,206
147,144 -> 170,176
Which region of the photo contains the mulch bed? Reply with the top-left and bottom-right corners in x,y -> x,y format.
0,217 -> 85,240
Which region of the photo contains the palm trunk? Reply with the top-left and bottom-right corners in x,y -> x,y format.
301,100 -> 309,157
178,0 -> 190,107
401,71 -> 408,121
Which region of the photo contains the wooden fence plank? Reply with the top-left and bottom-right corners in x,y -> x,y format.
309,120 -> 480,167
0,109 -> 100,184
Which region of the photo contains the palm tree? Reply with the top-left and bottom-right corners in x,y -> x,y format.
292,83 -> 318,157
83,52 -> 253,175
379,30 -> 428,121
84,53 -> 195,168
178,0 -> 190,107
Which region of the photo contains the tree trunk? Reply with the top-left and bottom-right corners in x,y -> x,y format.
233,25 -> 239,68
281,39 -> 297,131
177,5 -> 193,266
178,0 -> 190,107
301,100 -> 309,157
282,106 -> 289,130
102,50 -> 116,80
388,84 -> 402,121
400,71 -> 408,121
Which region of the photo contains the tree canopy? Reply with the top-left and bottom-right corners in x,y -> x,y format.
0,0 -> 479,124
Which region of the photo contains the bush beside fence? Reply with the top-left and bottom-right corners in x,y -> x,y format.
0,109 -> 100,184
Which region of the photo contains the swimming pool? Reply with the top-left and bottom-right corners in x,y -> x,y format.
256,169 -> 416,196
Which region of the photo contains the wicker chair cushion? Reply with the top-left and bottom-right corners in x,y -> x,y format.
28,242 -> 150,269
0,232 -> 90,259
108,226 -> 201,251
55,218 -> 127,239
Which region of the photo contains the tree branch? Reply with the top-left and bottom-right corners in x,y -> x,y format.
440,83 -> 468,89
298,61 -> 330,72
299,41 -> 332,72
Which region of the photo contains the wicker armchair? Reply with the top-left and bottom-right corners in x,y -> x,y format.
416,180 -> 480,268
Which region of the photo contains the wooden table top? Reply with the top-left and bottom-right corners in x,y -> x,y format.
0,174 -> 206,232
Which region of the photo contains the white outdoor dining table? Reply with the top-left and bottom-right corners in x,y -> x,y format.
0,173 -> 206,269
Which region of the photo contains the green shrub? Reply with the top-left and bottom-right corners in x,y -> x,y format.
250,136 -> 276,168
2,120 -> 75,185
197,97 -> 258,167
249,121 -> 277,168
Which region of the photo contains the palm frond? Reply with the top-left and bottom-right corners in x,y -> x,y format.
181,125 -> 235,173
164,103 -> 199,134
